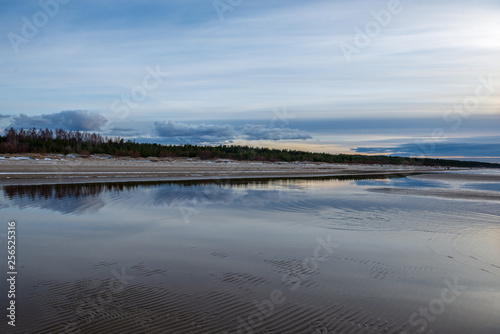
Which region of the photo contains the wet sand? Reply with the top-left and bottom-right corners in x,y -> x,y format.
1,157 -> 499,333
369,172 -> 500,201
369,187 -> 500,201
411,173 -> 500,182
1,177 -> 499,333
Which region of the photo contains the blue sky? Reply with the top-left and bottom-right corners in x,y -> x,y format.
1,0 -> 499,161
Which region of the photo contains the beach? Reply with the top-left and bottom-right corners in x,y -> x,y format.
1,161 -> 499,333
0,153 -> 454,186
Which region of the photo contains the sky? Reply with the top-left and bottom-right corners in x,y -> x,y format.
1,0 -> 499,161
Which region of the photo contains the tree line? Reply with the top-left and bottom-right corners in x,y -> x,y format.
1,127 -> 499,168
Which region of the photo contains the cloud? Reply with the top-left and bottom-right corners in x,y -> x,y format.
152,121 -> 312,144
110,127 -> 136,132
242,124 -> 312,141
106,126 -> 147,137
355,142 -> 500,158
9,110 -> 108,131
153,121 -> 236,143
154,121 -> 236,138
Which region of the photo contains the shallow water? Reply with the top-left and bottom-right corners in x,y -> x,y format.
1,173 -> 499,333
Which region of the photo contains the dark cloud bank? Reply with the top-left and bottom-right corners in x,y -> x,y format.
152,121 -> 312,144
9,110 -> 108,131
356,142 -> 500,159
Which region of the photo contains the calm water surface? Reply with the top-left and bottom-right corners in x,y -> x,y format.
1,173 -> 499,333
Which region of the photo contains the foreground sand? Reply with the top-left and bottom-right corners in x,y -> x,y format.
0,153 -> 455,185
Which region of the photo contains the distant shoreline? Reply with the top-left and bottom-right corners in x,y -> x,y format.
0,153 -> 468,186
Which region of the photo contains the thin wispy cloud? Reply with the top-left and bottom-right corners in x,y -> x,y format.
2,0 -> 498,117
